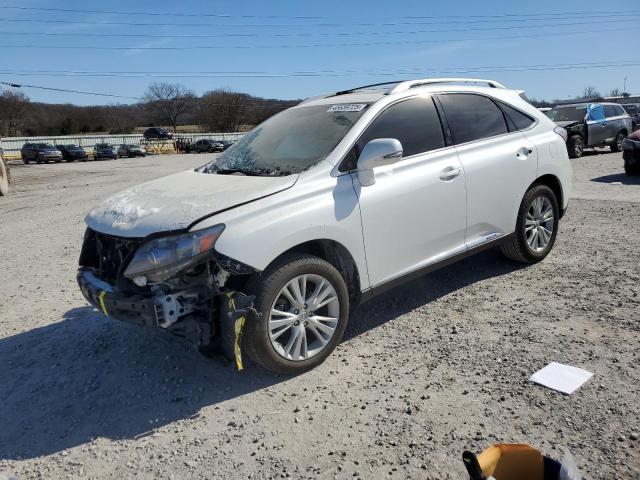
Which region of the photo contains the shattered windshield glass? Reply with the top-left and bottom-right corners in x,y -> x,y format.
201,104 -> 368,176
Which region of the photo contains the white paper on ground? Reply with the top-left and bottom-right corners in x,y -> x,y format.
529,362 -> 593,394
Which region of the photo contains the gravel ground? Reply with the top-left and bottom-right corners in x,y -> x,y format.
0,151 -> 639,479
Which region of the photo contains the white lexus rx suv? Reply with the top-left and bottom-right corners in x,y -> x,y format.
77,78 -> 572,374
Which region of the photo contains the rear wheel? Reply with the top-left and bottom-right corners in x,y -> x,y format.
500,184 -> 559,263
611,131 -> 625,152
567,135 -> 584,158
243,253 -> 350,374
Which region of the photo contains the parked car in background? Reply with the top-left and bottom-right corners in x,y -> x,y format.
622,129 -> 640,175
621,103 -> 640,131
0,148 -> 10,196
21,143 -> 63,164
93,144 -> 117,160
221,140 -> 234,151
117,144 -> 146,158
55,144 -> 89,162
77,77 -> 572,374
545,102 -> 632,158
194,139 -> 225,153
143,127 -> 173,140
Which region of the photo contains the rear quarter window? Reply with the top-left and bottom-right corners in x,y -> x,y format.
497,101 -> 536,131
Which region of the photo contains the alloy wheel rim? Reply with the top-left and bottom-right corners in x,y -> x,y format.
268,274 -> 339,362
574,138 -> 583,156
617,135 -> 623,150
525,196 -> 555,252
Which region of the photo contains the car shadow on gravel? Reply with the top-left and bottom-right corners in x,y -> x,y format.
0,307 -> 288,460
0,250 -> 523,461
345,249 -> 525,340
591,173 -> 640,185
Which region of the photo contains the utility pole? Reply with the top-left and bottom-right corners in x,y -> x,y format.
624,76 -> 628,93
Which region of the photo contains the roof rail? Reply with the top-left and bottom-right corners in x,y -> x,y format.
390,78 -> 507,93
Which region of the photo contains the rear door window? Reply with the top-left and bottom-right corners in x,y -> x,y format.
604,105 -> 619,118
438,94 -> 509,144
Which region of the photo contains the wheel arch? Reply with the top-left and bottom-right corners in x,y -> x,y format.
262,239 -> 362,304
530,174 -> 564,217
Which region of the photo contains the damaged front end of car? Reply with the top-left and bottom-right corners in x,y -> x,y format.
76,225 -> 259,369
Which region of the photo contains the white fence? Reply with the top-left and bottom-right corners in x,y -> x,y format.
0,132 -> 245,157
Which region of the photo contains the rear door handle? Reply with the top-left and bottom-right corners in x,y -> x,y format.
440,166 -> 461,181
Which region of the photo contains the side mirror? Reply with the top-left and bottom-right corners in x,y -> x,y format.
356,138 -> 403,186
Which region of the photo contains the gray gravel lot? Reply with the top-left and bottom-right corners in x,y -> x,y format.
0,151 -> 639,479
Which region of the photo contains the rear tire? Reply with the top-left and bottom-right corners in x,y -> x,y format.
243,253 -> 350,374
500,184 -> 559,264
610,131 -> 625,152
567,135 -> 584,158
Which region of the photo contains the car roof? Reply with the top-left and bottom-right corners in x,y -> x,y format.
297,77 -> 539,111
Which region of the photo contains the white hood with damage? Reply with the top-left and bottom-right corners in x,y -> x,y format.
85,169 -> 297,237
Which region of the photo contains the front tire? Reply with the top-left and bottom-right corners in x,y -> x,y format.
500,184 -> 559,263
243,253 -> 350,374
611,131 -> 625,152
567,135 -> 584,158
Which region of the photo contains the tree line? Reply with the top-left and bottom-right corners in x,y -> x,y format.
0,82 -> 299,137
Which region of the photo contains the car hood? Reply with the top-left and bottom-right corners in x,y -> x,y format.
85,169 -> 298,237
554,120 -> 582,128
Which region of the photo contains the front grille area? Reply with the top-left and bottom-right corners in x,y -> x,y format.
79,228 -> 143,285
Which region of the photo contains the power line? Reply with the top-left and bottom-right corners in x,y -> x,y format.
1,14 -> 639,39
3,61 -> 640,101
1,5 -> 636,21
0,15 -> 637,29
0,24 -> 632,50
2,61 -> 640,79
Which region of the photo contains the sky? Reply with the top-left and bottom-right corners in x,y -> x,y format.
1,0 -> 638,105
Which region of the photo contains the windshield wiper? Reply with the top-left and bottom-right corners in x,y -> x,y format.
212,168 -> 292,177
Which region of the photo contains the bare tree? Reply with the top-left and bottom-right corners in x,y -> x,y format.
200,89 -> 247,132
0,89 -> 31,136
582,86 -> 601,99
143,82 -> 196,132
608,88 -> 623,97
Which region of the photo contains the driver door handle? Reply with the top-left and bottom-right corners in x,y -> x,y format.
440,166 -> 461,181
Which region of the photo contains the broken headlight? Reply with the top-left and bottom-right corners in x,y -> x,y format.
124,224 -> 224,283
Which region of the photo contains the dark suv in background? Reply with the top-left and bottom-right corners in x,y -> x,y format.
55,144 -> 89,162
93,144 -> 117,160
143,127 -> 173,140
21,143 -> 63,163
545,102 -> 632,158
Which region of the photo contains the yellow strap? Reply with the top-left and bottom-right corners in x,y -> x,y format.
234,315 -> 246,371
98,291 -> 109,316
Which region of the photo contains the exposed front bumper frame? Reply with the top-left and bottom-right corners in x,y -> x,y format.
77,268 -> 159,327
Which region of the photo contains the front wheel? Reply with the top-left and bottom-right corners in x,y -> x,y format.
500,184 -> 559,263
243,253 -> 350,374
567,135 -> 584,158
611,131 -> 625,152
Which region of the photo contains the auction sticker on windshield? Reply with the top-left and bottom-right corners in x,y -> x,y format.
327,104 -> 368,112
